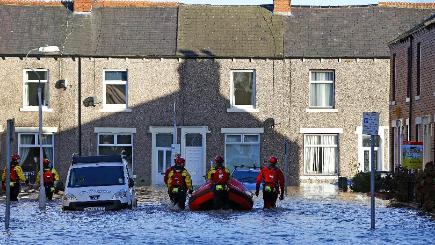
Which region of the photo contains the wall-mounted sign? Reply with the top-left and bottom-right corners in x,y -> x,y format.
402,141 -> 423,169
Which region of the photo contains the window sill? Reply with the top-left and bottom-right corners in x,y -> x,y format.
389,101 -> 396,106
100,108 -> 132,113
415,96 -> 420,101
405,97 -> 410,103
227,107 -> 259,113
20,107 -> 53,112
306,108 -> 338,113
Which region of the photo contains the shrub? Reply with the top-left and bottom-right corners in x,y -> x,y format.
350,172 -> 383,193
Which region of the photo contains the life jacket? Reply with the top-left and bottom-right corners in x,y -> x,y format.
212,167 -> 230,185
170,167 -> 186,188
263,166 -> 279,188
10,166 -> 18,182
43,168 -> 55,185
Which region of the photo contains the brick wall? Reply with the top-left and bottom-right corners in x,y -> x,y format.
390,23 -> 435,167
273,0 -> 291,14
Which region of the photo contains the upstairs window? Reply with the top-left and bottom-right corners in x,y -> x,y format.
23,69 -> 49,107
104,70 -> 128,109
309,71 -> 335,109
230,70 -> 256,110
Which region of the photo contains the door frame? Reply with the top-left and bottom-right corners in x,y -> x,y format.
357,126 -> 388,172
150,126 -> 173,185
181,126 -> 210,184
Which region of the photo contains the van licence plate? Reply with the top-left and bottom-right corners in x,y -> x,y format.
84,207 -> 105,211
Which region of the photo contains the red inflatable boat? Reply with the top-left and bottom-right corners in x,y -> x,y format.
189,178 -> 253,211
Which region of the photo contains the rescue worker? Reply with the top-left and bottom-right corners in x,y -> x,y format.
36,158 -> 60,201
1,153 -> 27,201
255,156 -> 285,209
207,155 -> 231,209
164,155 -> 193,209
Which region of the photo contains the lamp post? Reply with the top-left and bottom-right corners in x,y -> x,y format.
26,46 -> 60,210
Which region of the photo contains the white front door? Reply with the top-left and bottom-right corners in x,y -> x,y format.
358,128 -> 385,172
152,131 -> 173,185
181,128 -> 208,185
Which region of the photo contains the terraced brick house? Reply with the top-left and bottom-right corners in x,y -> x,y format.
389,14 -> 435,170
0,0 -> 433,186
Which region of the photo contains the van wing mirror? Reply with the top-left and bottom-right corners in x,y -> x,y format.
128,178 -> 135,188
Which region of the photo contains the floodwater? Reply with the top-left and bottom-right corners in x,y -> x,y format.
0,185 -> 434,245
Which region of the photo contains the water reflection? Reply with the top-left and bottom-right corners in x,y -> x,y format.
0,185 -> 434,244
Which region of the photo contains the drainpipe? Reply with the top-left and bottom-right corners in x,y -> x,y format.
78,57 -> 82,155
408,36 -> 413,141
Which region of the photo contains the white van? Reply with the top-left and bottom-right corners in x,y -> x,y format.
62,155 -> 136,211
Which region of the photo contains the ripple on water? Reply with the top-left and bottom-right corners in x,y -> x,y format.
0,188 -> 434,244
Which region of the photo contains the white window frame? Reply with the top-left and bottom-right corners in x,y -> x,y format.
18,132 -> 55,165
97,132 -> 134,174
103,69 -> 128,111
224,133 -> 260,168
303,134 -> 338,176
22,69 -> 51,111
309,70 -> 335,109
229,70 -> 257,112
149,126 -> 174,185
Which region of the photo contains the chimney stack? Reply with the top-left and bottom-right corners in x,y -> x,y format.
274,0 -> 291,15
74,0 -> 93,12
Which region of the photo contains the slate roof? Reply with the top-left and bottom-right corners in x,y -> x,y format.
0,3 -> 433,58
176,5 -> 283,58
284,6 -> 434,58
0,5 -> 178,56
389,13 -> 435,45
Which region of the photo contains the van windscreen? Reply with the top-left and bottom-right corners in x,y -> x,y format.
68,166 -> 125,187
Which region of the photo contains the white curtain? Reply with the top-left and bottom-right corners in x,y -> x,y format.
18,134 -> 33,166
322,135 -> 337,174
305,135 -> 337,174
41,135 -> 54,167
310,83 -> 333,108
305,135 -> 320,174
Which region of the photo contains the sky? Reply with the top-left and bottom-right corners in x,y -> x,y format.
181,0 -> 434,5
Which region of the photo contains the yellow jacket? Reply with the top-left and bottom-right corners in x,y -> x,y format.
36,167 -> 60,183
2,165 -> 26,183
165,167 -> 192,191
207,166 -> 231,180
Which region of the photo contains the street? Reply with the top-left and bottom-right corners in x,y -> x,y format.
1,185 -> 434,244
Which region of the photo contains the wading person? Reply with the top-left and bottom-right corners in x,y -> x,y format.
164,155 -> 193,209
36,158 -> 60,201
255,156 -> 285,209
2,153 -> 27,201
207,155 -> 231,209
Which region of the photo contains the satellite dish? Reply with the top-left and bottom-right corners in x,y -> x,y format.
83,96 -> 96,107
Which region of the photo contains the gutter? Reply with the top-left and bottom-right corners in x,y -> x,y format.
0,54 -> 393,60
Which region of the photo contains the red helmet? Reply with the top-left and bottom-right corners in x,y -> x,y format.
214,155 -> 224,164
11,153 -> 20,162
175,156 -> 185,166
269,156 -> 278,164
43,158 -> 50,167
